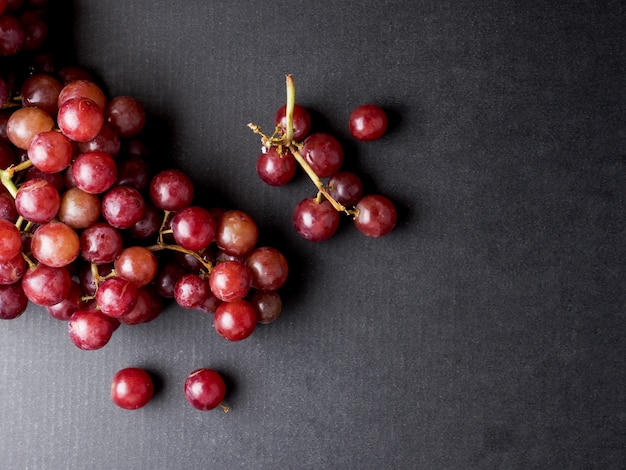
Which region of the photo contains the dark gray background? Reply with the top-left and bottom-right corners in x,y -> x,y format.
1,1 -> 625,468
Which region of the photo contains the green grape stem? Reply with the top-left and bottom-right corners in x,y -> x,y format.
248,74 -> 358,218
1,159 -> 34,198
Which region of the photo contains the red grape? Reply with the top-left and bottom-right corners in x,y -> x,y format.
79,222 -> 123,264
22,264 -> 71,306
68,309 -> 116,350
0,218 -> 22,262
328,171 -> 363,207
57,79 -> 106,110
71,151 -> 117,194
0,252 -> 26,284
208,260 -> 252,302
57,97 -> 104,142
250,290 -> 282,325
245,246 -> 288,291
0,282 -> 28,319
174,273 -> 209,309
171,206 -> 216,252
15,178 -> 60,224
27,130 -> 73,173
114,246 -> 157,287
101,185 -> 145,229
256,146 -> 297,186
105,96 -> 146,138
149,169 -> 194,212
184,368 -> 226,411
96,276 -> 138,318
215,209 -> 258,257
292,198 -> 339,242
30,221 -> 80,267
353,194 -> 397,237
20,73 -> 63,116
213,299 -> 257,341
300,133 -> 344,178
348,104 -> 388,141
111,368 -> 154,410
6,106 -> 54,149
58,187 -> 101,229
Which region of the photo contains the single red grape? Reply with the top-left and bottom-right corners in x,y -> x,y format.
256,146 -> 297,186
20,73 -> 63,116
0,252 -> 26,284
79,222 -> 123,264
353,194 -> 397,237
14,179 -> 60,224
71,151 -> 117,194
328,171 -> 363,207
57,97 -> 104,142
0,218 -> 22,262
58,187 -> 101,229
114,246 -> 158,287
250,290 -> 282,325
213,299 -> 257,341
6,106 -> 54,149
111,368 -> 154,410
348,104 -> 388,141
149,169 -> 194,212
101,185 -> 145,229
27,130 -> 73,173
215,210 -> 258,257
292,198 -> 339,242
300,133 -> 344,178
0,282 -> 28,319
68,309 -> 116,350
22,264 -> 71,306
208,260 -> 252,302
184,368 -> 227,411
57,79 -> 106,110
171,206 -> 216,252
174,273 -> 209,309
105,96 -> 146,138
245,246 -> 288,291
96,276 -> 138,318
30,221 -> 80,267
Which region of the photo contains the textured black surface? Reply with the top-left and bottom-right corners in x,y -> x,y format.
1,1 -> 625,468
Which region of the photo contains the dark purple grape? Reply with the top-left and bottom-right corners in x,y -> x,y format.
328,171 -> 363,207
0,282 -> 28,319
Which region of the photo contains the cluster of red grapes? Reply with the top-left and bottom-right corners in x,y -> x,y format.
0,0 -> 291,411
250,75 -> 397,242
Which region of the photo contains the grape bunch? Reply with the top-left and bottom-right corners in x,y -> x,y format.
249,75 -> 397,242
0,2 -> 288,354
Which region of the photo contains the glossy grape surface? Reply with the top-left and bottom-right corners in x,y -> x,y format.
184,368 -> 226,411
111,368 -> 154,410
